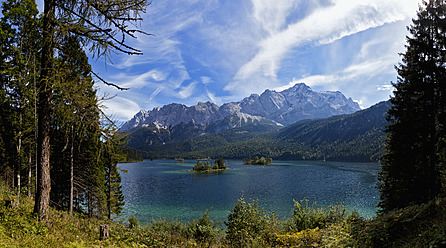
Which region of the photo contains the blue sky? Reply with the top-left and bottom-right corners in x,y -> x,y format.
39,0 -> 422,122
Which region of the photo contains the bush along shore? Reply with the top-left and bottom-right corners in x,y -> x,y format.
2,185 -> 446,247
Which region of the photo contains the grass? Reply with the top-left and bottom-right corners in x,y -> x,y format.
1,185 -> 446,247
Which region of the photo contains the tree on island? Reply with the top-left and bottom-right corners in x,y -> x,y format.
193,158 -> 227,172
378,0 -> 446,213
214,158 -> 227,170
243,156 -> 272,165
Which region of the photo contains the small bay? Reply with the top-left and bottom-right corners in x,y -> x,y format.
117,159 -> 381,224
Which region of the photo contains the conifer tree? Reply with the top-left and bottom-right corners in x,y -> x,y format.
379,0 -> 446,212
50,35 -> 101,214
102,133 -> 126,219
0,0 -> 39,194
34,0 -> 149,221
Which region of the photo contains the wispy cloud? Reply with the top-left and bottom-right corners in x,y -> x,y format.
115,69 -> 167,89
377,84 -> 393,92
101,96 -> 142,121
224,0 -> 419,95
92,0 -> 422,121
201,76 -> 212,85
178,81 -> 198,99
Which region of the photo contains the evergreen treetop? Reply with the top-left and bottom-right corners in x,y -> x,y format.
378,0 -> 446,213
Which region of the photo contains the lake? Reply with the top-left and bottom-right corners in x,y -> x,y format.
117,159 -> 381,224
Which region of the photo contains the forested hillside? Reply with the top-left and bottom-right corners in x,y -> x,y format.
127,101 -> 391,162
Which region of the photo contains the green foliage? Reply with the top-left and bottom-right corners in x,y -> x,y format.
188,210 -> 222,243
215,157 -> 226,169
225,197 -> 274,247
2,187 -> 446,247
0,0 -> 40,195
118,147 -> 143,163
244,156 -> 272,165
289,199 -> 355,232
204,161 -> 211,170
193,160 -> 204,171
128,215 -> 138,229
192,158 -> 227,172
353,198 -> 446,248
274,227 -> 323,247
379,0 -> 446,213
102,134 -> 126,219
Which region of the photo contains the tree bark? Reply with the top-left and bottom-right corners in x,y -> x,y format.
34,0 -> 55,222
69,125 -> 74,215
28,150 -> 32,199
107,164 -> 111,220
99,224 -> 109,240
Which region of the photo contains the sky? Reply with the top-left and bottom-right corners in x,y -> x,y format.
37,0 -> 422,122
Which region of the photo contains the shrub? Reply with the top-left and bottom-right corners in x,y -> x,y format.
128,215 -> 138,229
353,199 -> 446,247
289,199 -> 352,232
225,197 -> 270,246
275,227 -> 322,247
188,210 -> 222,243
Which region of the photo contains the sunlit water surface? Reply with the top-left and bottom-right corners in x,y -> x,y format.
117,160 -> 380,224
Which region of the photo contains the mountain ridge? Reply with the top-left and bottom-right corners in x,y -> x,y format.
119,83 -> 360,132
127,100 -> 391,162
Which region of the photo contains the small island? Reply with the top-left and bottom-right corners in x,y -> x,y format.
191,158 -> 228,172
243,156 -> 272,165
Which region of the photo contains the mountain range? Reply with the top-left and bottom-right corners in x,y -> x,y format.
120,83 -> 390,162
125,100 -> 391,162
119,83 -> 360,132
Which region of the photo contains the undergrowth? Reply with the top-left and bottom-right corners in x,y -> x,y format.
1,185 -> 446,247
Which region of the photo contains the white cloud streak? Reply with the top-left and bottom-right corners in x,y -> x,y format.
225,0 -> 420,94
93,0 -> 422,120
101,96 -> 142,121
178,81 -> 198,99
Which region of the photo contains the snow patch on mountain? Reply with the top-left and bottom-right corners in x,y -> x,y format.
119,83 -> 360,132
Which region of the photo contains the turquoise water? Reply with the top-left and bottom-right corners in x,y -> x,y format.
117,160 -> 381,224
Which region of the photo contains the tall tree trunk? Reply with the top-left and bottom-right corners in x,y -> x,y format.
16,85 -> 22,206
16,112 -> 21,191
34,0 -> 55,222
17,174 -> 20,206
88,190 -> 93,218
108,165 -> 111,220
34,55 -> 38,197
28,149 -> 32,199
69,125 -> 74,215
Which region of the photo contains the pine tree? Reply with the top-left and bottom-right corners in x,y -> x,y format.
378,0 -> 446,212
0,0 -> 39,195
102,133 -> 126,219
34,0 -> 149,221
49,35 -> 102,214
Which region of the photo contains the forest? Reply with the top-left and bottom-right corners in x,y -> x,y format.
1,0 -> 446,247
0,0 -> 148,220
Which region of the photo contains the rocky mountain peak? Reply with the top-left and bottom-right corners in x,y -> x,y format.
119,83 -> 361,132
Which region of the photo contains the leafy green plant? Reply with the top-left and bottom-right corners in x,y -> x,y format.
128,215 -> 138,229
225,197 -> 271,246
290,199 -> 353,232
188,209 -> 222,244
